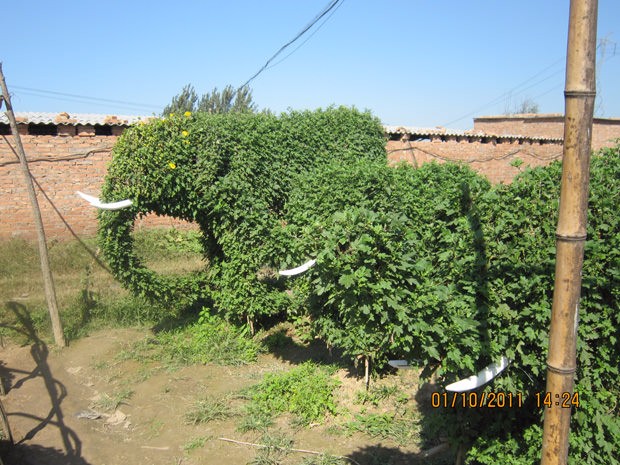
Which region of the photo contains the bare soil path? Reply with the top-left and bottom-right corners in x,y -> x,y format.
0,328 -> 427,465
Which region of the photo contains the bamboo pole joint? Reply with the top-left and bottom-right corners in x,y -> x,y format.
546,363 -> 577,375
564,90 -> 596,98
555,233 -> 587,242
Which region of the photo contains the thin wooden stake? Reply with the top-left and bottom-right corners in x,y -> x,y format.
218,437 -> 362,465
0,63 -> 65,347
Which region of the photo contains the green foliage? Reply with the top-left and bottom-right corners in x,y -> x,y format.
245,362 -> 341,426
197,85 -> 256,114
284,160 -> 491,373
299,454 -> 348,465
91,388 -> 134,412
183,436 -> 209,453
162,83 -> 256,116
344,412 -> 419,446
459,147 -> 620,464
99,107 -> 386,323
99,101 -> 619,463
248,431 -> 295,465
162,84 -> 198,116
355,385 -> 401,406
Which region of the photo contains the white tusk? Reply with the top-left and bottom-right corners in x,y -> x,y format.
388,360 -> 413,370
279,259 -> 316,276
445,356 -> 510,392
76,191 -> 132,210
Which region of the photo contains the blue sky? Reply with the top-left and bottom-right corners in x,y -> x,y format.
3,0 -> 618,129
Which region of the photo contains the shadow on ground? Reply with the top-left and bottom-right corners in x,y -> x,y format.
346,443 -> 453,465
2,443 -> 92,465
1,302 -> 86,465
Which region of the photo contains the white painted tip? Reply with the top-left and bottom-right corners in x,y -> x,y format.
445,356 -> 510,392
76,191 -> 132,210
388,360 -> 412,369
278,259 -> 316,276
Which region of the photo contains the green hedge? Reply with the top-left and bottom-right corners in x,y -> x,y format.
98,107 -> 386,318
99,106 -> 619,463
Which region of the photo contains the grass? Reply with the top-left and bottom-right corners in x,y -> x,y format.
248,431 -> 295,465
1,230 -> 448,464
184,395 -> 237,425
344,411 -> 421,446
183,435 -> 210,453
117,314 -> 263,371
0,229 -> 203,344
298,455 -> 348,465
144,418 -> 165,439
90,388 -> 134,412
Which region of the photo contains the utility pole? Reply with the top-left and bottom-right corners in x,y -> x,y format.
0,63 -> 66,347
540,0 -> 597,464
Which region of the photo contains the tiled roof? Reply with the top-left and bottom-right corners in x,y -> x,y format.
0,112 -> 150,126
0,113 -> 564,142
384,125 -> 469,137
384,125 -> 563,142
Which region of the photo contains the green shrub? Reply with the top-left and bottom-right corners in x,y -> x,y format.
445,147 -> 620,464
284,160 -> 491,374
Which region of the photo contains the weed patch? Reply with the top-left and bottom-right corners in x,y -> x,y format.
344,412 -> 420,446
91,388 -> 134,412
244,362 -> 340,427
184,395 -> 236,425
248,431 -> 294,465
118,312 -> 262,369
183,435 -> 210,453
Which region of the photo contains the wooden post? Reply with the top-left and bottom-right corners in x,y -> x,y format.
0,63 -> 66,347
540,1 -> 597,464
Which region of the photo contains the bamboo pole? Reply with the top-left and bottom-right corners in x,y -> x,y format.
540,1 -> 597,464
0,63 -> 66,347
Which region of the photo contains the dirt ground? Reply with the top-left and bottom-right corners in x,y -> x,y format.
0,328 -> 430,465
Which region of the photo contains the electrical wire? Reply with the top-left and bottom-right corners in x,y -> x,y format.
9,85 -> 162,113
265,0 -> 345,72
441,57 -> 566,127
238,0 -> 344,90
442,39 -> 619,128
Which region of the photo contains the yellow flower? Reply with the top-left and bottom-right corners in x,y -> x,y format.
168,162 -> 176,169
169,113 -> 175,118
184,111 -> 192,117
181,130 -> 189,137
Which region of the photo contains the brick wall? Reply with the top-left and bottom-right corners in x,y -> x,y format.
474,114 -> 620,151
1,114 -> 619,241
386,135 -> 563,184
0,132 -> 194,241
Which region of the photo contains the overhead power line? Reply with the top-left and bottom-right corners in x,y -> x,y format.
9,85 -> 162,113
239,0 -> 345,90
265,0 -> 345,72
442,38 -> 619,128
441,56 -> 566,127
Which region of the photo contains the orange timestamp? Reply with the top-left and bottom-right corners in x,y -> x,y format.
535,391 -> 580,409
431,391 -> 524,409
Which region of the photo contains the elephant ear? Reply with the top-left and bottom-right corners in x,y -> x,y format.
97,115 -> 214,309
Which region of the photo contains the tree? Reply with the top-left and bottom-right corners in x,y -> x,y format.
514,98 -> 539,114
162,83 -> 256,116
504,97 -> 539,115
